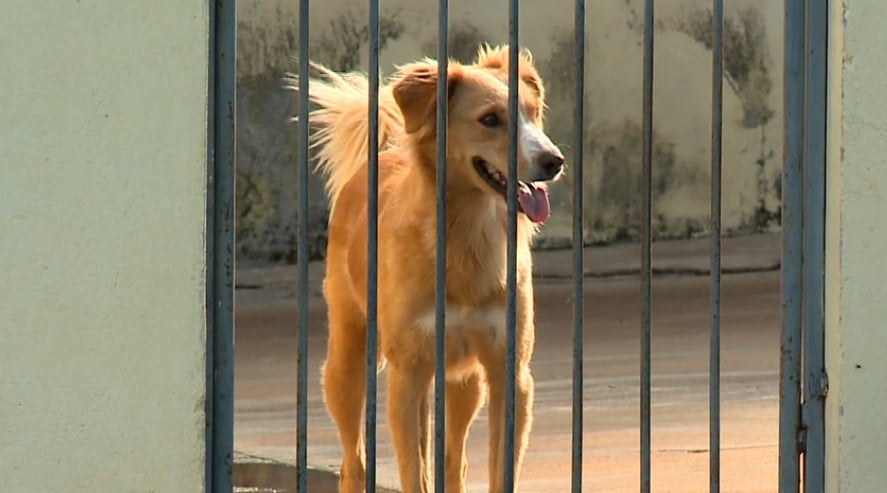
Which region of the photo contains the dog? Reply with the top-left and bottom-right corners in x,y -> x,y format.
288,45 -> 565,493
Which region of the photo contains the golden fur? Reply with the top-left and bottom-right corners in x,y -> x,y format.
286,45 -> 565,493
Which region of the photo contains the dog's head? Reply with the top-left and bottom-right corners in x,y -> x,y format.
391,45 -> 564,224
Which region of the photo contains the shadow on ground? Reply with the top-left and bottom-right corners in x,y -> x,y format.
235,455 -> 399,493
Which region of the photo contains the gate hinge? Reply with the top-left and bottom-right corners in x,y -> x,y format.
798,370 -> 829,453
811,370 -> 830,400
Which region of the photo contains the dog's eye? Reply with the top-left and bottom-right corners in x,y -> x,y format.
478,113 -> 500,128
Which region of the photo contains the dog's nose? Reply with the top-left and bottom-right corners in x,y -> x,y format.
536,151 -> 565,178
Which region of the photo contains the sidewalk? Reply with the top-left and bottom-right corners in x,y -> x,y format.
235,232 -> 781,291
532,232 -> 779,278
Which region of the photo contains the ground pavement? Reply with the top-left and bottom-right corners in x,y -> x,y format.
233,233 -> 782,492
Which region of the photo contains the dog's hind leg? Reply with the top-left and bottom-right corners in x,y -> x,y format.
321,283 -> 368,493
445,371 -> 485,493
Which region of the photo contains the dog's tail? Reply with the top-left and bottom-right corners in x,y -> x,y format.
284,62 -> 404,205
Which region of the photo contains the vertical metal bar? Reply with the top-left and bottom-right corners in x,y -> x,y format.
504,0 -> 519,490
803,1 -> 827,491
779,0 -> 805,491
639,0 -> 654,492
295,0 -> 310,491
366,0 -> 381,491
709,1 -> 724,491
571,0 -> 586,492
207,0 -> 236,491
433,1 -> 448,492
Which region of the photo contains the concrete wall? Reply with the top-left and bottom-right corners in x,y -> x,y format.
235,0 -> 785,263
825,0 -> 887,491
0,1 -> 209,491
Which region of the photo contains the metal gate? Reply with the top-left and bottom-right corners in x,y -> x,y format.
205,0 -> 829,491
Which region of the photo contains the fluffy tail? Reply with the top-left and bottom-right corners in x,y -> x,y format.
284,62 -> 404,205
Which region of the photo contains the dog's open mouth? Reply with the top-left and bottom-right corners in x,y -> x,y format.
472,157 -> 551,224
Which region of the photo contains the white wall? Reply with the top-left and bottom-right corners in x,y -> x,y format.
0,1 -> 209,490
825,0 -> 887,491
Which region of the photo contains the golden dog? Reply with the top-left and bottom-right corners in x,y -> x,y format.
290,45 -> 564,493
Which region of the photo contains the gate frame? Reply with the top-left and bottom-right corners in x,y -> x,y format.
204,0 -> 830,491
206,1 -> 237,492
780,1 -> 829,492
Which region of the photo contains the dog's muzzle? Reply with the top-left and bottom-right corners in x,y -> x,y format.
531,150 -> 565,182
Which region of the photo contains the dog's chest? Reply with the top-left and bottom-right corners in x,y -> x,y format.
435,201 -> 512,293
413,304 -> 506,347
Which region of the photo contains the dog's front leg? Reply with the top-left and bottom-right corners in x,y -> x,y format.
484,362 -> 534,493
418,388 -> 432,487
445,372 -> 485,493
387,364 -> 433,493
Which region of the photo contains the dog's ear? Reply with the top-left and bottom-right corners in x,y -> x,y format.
392,62 -> 460,135
476,45 -> 545,105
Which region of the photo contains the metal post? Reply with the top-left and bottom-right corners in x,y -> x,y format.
803,0 -> 828,491
207,0 -> 236,491
639,1 -> 655,491
434,1 -> 449,491
295,0 -> 310,491
366,1 -> 381,491
709,1 -> 724,491
779,1 -> 805,491
571,1 -> 586,492
504,0 -> 520,490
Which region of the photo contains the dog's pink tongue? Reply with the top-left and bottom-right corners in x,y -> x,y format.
517,182 -> 550,223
